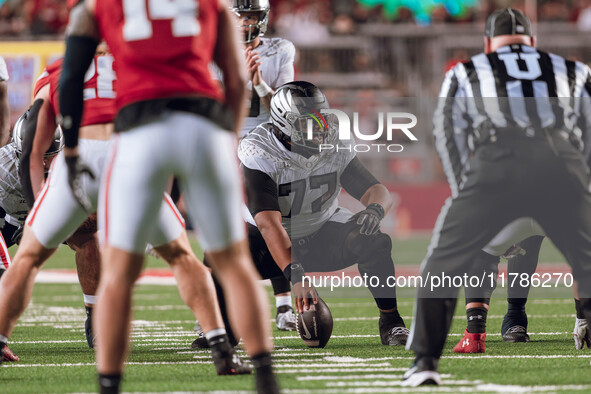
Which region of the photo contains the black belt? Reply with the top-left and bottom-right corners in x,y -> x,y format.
114,97 -> 235,133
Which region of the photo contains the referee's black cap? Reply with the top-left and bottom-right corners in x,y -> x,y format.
485,8 -> 532,38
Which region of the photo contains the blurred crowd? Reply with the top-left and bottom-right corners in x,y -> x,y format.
0,0 -> 68,36
268,0 -> 591,44
2,0 -> 591,37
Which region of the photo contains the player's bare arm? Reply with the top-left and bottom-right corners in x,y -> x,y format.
29,85 -> 57,198
360,184 -> 393,213
214,4 -> 247,136
341,157 -> 390,235
254,210 -> 292,271
254,210 -> 318,313
0,81 -> 9,146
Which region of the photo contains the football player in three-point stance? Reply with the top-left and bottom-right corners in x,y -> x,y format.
58,0 -> 279,392
236,81 -> 409,346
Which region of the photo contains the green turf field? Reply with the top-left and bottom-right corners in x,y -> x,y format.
1,236 -> 589,393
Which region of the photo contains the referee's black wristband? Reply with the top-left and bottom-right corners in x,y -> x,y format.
283,262 -> 305,285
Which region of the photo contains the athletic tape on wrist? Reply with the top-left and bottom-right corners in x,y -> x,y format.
254,80 -> 272,97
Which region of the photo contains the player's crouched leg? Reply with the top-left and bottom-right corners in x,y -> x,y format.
346,229 -> 409,345
66,219 -> 100,349
0,225 -> 58,363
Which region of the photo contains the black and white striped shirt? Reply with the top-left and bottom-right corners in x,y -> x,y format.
433,44 -> 591,197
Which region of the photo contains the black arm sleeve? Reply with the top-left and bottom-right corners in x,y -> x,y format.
340,157 -> 380,200
19,99 -> 44,208
243,166 -> 280,216
59,35 -> 99,148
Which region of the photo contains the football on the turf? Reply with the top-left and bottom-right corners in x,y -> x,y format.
296,297 -> 333,348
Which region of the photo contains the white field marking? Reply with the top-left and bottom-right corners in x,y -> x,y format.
274,332 -> 571,340
448,332 -> 569,337
274,363 -> 393,368
297,373 -> 408,381
10,339 -> 86,344
529,299 -> 573,304
332,380 -> 477,387
476,384 -> 591,393
2,360 -> 229,368
333,314 -> 576,322
124,392 -> 251,394
323,356 -> 395,363
276,335 -> 378,340
186,353 -> 333,360
387,354 -> 591,360
279,368 -> 411,374
283,384 -> 591,394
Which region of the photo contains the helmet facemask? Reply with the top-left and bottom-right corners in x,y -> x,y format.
270,82 -> 337,157
283,110 -> 338,155
235,10 -> 269,43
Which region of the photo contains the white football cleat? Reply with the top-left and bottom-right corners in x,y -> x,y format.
276,306 -> 297,331
574,318 -> 591,350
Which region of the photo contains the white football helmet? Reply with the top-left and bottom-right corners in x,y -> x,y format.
270,81 -> 337,155
231,0 -> 270,43
12,110 -> 64,159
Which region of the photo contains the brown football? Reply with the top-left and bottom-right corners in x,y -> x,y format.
296,297 -> 333,348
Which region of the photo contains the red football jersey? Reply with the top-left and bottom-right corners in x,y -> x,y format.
94,0 -> 223,112
33,55 -> 117,127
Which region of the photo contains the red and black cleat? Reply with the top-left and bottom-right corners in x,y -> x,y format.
2,345 -> 19,362
453,329 -> 486,353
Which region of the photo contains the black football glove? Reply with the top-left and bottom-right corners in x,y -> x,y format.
65,155 -> 95,213
10,225 -> 23,245
349,203 -> 384,235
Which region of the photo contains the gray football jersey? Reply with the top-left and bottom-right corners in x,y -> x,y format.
0,144 -> 27,226
241,37 -> 295,137
238,123 -> 355,238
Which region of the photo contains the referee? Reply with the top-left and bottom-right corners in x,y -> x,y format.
403,8 -> 591,386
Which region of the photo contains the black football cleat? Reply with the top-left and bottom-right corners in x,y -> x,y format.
502,325 -> 530,343
191,330 -> 209,349
192,329 -> 239,349
380,325 -> 409,346
402,357 -> 441,387
210,337 -> 251,375
502,311 -> 529,342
